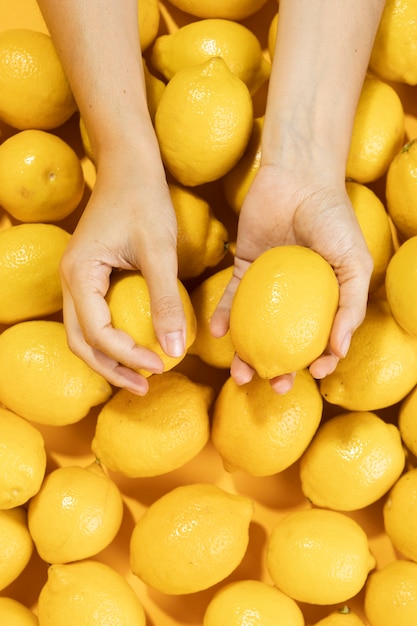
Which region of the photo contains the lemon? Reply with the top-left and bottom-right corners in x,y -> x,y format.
164,0 -> 268,20
346,181 -> 394,292
137,0 -> 160,51
399,384 -> 417,457
386,138 -> 417,239
0,223 -> 70,324
320,299 -> 417,411
78,115 -> 95,163
155,57 -> 253,187
189,265 -> 236,369
143,58 -> 165,122
0,406 -> 46,510
299,411 -> 405,511
383,468 -> 417,562
92,371 -> 213,477
268,12 -> 279,61
369,0 -> 417,85
364,559 -> 417,626
106,270 -> 196,376
0,320 -> 112,426
169,182 -> 229,280
266,507 -> 376,605
0,129 -> 85,223
37,560 -> 146,626
346,74 -> 404,183
203,579 -> 305,626
212,369 -> 323,476
151,18 -> 270,94
386,235 -> 417,337
0,597 -> 39,625
0,28 -> 76,130
130,483 -> 254,594
229,245 -> 339,379
313,609 -> 366,626
0,207 -> 13,231
0,507 -> 33,591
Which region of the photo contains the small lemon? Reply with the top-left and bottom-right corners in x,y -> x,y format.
92,371 -> 213,477
383,468 -> 417,562
364,559 -> 417,626
212,370 -> 323,476
230,245 -> 339,379
106,270 -> 197,376
0,320 -> 112,426
386,235 -> 417,337
0,597 -> 39,625
386,139 -> 417,239
189,265 -> 236,369
0,29 -> 76,130
313,608 -> 366,626
37,560 -> 146,626
369,0 -> 417,85
164,0 -> 269,20
203,579 -> 305,626
398,384 -> 417,457
130,483 -> 254,594
0,406 -> 46,510
0,129 -> 85,223
320,299 -> 417,411
0,507 -> 33,592
155,57 -> 253,186
0,223 -> 70,324
299,411 -> 405,511
266,507 -> 376,605
137,0 -> 160,51
346,181 -> 394,292
346,74 -> 405,183
169,182 -> 229,280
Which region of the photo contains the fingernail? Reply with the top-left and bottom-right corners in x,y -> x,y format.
340,333 -> 351,358
165,331 -> 185,358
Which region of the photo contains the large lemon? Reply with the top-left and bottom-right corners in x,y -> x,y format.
164,0 -> 268,20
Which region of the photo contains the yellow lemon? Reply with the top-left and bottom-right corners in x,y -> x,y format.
383,468 -> 417,562
268,12 -> 279,61
212,370 -> 323,476
229,245 -> 339,379
169,182 -> 229,280
106,270 -> 196,375
386,235 -> 417,336
386,138 -> 417,239
130,483 -> 254,594
137,0 -> 160,51
0,29 -> 76,130
266,507 -> 376,605
0,507 -> 33,591
299,411 -> 405,511
0,223 -> 70,324
0,406 -> 46,510
313,608 -> 366,626
0,207 -> 13,231
320,299 -> 417,411
346,74 -> 405,183
155,57 -> 253,186
151,18 -> 270,94
189,265 -> 236,369
203,579 -> 305,626
0,597 -> 38,625
0,129 -> 85,223
164,0 -> 269,20
37,560 -> 146,626
92,371 -> 213,477
364,559 -> 417,626
346,181 -> 394,292
28,461 -> 123,564
0,320 -> 112,426
369,0 -> 417,85
143,58 -> 165,122
398,384 -> 417,457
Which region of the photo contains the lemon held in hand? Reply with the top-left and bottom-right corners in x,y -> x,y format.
229,245 -> 339,379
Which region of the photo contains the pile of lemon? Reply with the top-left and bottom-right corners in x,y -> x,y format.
1,0 -> 417,625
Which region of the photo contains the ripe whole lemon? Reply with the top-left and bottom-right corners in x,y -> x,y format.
137,0 -> 160,51
364,559 -> 417,626
155,57 -> 253,187
212,369 -> 323,476
0,406 -> 46,510
386,139 -> 417,239
203,579 -> 305,626
266,507 -> 376,605
0,129 -> 85,223
398,384 -> 417,457
313,609 -> 366,626
383,468 -> 417,562
92,371 -> 213,477
320,299 -> 417,411
0,320 -> 112,426
385,235 -> 417,337
346,74 -> 404,183
37,560 -> 146,626
0,223 -> 70,324
299,411 -> 405,511
0,28 -> 76,130
229,245 -> 339,379
0,597 -> 38,626
130,483 -> 254,594
106,270 -> 196,375
0,507 -> 33,592
165,0 -> 268,20
268,12 -> 279,61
